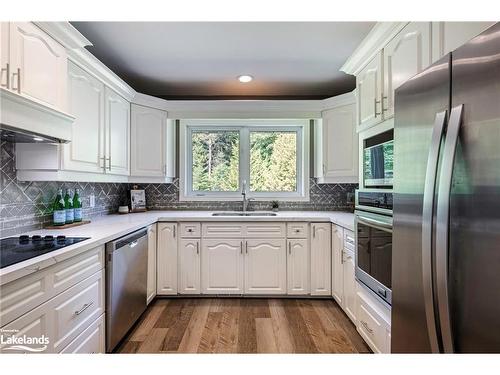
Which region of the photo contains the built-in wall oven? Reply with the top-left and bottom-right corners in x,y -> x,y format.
355,190 -> 393,305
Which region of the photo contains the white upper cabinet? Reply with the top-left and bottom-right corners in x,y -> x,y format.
310,223 -> 332,296
432,22 -> 495,62
104,87 -> 130,176
318,103 -> 358,183
331,224 -> 344,305
356,51 -> 383,130
287,239 -> 310,295
63,61 -> 105,174
245,239 -> 287,295
1,23 -> 9,89
201,239 -> 244,294
8,22 -> 67,111
130,104 -> 175,180
383,22 -> 431,119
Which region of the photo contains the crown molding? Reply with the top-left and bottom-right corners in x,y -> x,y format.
33,22 -> 92,50
341,22 -> 409,75
321,91 -> 356,111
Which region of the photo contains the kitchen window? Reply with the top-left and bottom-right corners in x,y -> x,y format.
179,119 -> 309,201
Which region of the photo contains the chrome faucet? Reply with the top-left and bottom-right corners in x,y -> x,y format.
241,180 -> 254,213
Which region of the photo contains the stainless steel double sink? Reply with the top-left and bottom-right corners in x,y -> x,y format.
212,212 -> 277,217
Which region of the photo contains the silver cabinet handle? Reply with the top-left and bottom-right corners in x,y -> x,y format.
341,251 -> 345,264
75,301 -> 94,316
313,225 -> 316,238
374,98 -> 381,117
196,241 -> 199,254
108,157 -> 112,171
11,68 -> 21,94
322,164 -> 326,176
245,240 -> 248,254
240,241 -> 243,254
288,241 -> 291,254
421,110 -> 447,354
173,225 -> 176,238
360,320 -> 373,334
382,95 -> 389,113
163,164 -> 167,176
100,157 -> 106,172
436,104 -> 463,354
1,63 -> 9,89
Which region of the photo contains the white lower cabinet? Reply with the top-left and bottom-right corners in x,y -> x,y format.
178,238 -> 201,294
156,223 -> 178,295
245,239 -> 287,295
310,223 -> 331,296
60,314 -> 105,354
201,239 -> 244,294
331,224 -> 344,305
147,224 -> 157,304
287,239 -> 310,295
342,248 -> 357,323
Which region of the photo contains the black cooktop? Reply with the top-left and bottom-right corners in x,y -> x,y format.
0,235 -> 90,269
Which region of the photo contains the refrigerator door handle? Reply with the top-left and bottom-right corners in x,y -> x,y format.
422,110 -> 447,353
436,104 -> 464,353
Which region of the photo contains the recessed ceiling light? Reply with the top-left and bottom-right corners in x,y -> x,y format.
33,137 -> 44,142
238,75 -> 253,83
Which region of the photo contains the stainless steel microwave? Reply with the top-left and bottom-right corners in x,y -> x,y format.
363,129 -> 394,188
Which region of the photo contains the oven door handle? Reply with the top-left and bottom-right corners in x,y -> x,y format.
356,216 -> 393,232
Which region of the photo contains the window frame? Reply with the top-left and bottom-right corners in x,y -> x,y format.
179,119 -> 310,201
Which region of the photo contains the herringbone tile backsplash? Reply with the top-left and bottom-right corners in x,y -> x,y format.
0,141 -> 357,236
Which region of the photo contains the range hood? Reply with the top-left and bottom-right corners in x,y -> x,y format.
0,88 -> 75,143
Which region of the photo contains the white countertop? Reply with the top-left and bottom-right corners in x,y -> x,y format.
0,210 -> 354,285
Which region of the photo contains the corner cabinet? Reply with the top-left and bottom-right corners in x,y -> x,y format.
310,223 -> 331,296
104,87 -> 130,176
356,51 -> 383,130
317,102 -> 358,183
130,104 -> 175,182
156,223 -> 178,295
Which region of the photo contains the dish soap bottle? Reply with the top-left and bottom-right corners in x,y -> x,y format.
64,188 -> 74,224
73,188 -> 83,222
53,189 -> 66,226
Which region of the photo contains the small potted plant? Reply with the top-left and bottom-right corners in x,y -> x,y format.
271,200 -> 279,212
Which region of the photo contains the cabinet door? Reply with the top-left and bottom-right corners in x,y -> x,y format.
1,23 -> 9,89
156,223 -> 178,295
60,314 -> 105,354
245,239 -> 286,295
9,22 -> 67,111
321,104 -> 358,183
383,22 -> 431,119
130,104 -> 168,177
331,225 -> 344,305
63,62 -> 105,173
178,238 -> 201,294
287,239 -> 310,295
356,51 -> 383,130
104,87 -> 130,176
432,22 -> 495,62
201,239 -> 244,294
343,249 -> 356,323
147,224 -> 157,304
310,223 -> 331,296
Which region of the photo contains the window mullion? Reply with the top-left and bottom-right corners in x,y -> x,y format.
240,127 -> 250,195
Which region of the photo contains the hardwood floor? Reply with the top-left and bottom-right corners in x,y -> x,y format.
115,298 -> 371,354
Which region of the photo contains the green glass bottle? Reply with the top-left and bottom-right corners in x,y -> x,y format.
64,188 -> 74,224
73,188 -> 83,222
52,189 -> 66,226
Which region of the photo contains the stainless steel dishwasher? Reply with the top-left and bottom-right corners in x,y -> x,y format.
105,227 -> 148,352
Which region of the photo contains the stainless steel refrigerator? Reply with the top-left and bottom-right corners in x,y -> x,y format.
392,22 -> 500,353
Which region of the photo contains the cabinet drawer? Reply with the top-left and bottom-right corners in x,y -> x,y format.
180,222 -> 201,238
1,246 -> 104,327
60,314 -> 105,354
245,223 -> 285,238
1,270 -> 105,353
202,223 -> 245,238
344,230 -> 355,251
356,291 -> 387,353
286,222 -> 309,238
